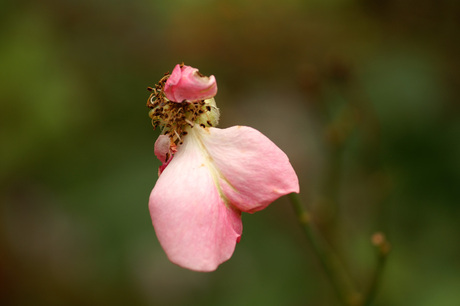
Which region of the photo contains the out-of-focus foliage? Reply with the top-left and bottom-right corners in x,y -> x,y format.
1,0 -> 459,305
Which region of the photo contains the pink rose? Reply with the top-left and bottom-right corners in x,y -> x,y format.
147,64 -> 299,271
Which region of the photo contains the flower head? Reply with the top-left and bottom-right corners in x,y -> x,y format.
147,64 -> 299,272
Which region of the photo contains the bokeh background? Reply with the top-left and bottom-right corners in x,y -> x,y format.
1,0 -> 459,305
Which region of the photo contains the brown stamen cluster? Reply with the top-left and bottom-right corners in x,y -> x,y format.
146,74 -> 209,146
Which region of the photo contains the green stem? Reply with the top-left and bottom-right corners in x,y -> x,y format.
363,233 -> 391,306
289,193 -> 360,306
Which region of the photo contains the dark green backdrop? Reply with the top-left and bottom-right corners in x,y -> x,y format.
1,0 -> 459,305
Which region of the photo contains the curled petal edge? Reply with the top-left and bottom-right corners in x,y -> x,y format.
164,64 -> 217,102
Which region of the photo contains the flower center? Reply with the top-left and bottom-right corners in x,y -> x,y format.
147,74 -> 220,146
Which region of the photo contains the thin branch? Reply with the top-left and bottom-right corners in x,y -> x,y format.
363,232 -> 391,306
289,193 -> 360,306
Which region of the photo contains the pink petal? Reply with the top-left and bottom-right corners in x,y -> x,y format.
154,135 -> 170,164
154,135 -> 177,175
164,64 -> 217,102
200,126 -> 299,213
149,132 -> 242,272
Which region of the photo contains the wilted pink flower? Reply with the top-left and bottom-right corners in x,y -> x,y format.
146,64 -> 299,272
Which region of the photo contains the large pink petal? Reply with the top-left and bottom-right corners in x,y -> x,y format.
149,131 -> 242,272
164,64 -> 217,102
199,126 -> 299,213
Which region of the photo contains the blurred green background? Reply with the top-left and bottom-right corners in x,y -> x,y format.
1,0 -> 459,305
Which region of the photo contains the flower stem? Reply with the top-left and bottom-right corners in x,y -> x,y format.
289,193 -> 360,305
289,193 -> 391,306
363,233 -> 391,306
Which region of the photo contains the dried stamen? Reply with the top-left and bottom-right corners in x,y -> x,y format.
147,73 -> 218,148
